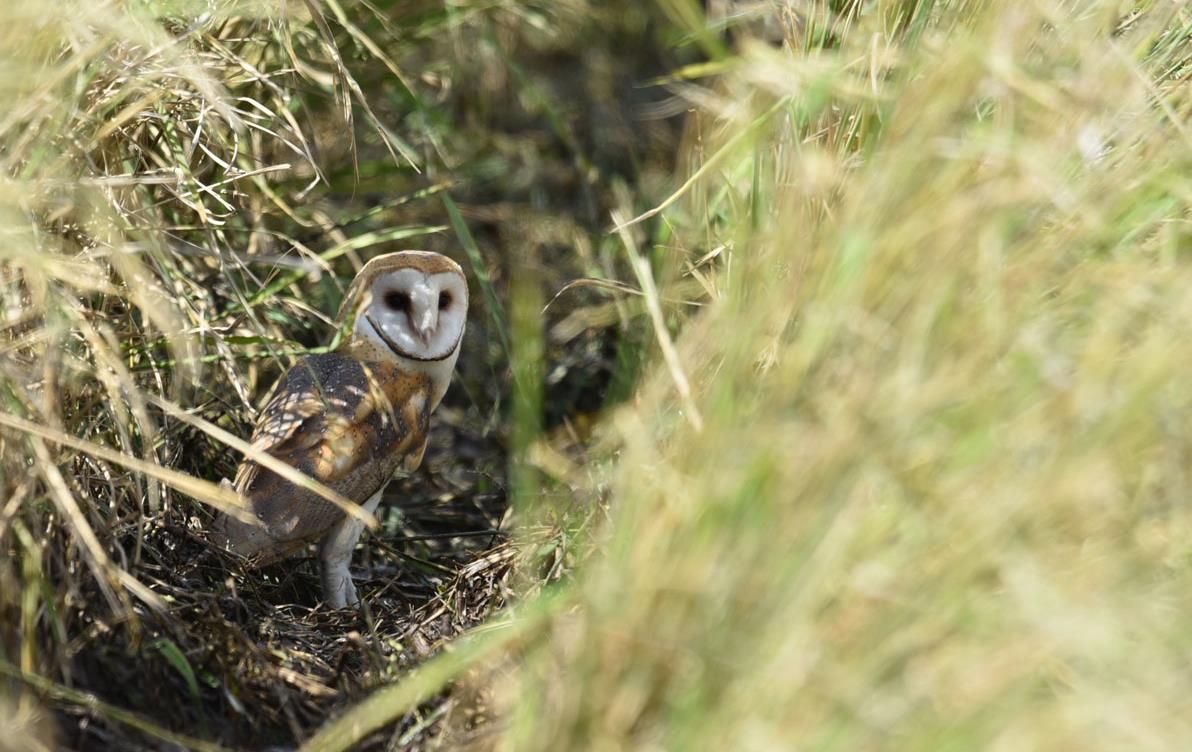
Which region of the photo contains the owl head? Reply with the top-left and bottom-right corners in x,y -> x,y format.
336,251 -> 468,400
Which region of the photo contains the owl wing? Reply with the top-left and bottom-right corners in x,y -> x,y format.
219,353 -> 431,564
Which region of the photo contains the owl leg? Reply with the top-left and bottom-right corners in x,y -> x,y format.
320,487 -> 384,609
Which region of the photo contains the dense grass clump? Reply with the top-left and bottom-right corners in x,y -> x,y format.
3,0 -> 1192,750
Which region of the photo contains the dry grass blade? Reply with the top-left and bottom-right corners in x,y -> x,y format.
612,96 -> 789,231
614,210 -> 703,433
0,412 -> 249,522
0,657 -> 231,752
299,586 -> 572,752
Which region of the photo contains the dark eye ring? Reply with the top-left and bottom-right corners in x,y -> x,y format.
438,291 -> 452,310
383,291 -> 410,312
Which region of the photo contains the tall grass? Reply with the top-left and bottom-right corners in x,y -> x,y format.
0,1 -> 409,743
494,2 -> 1192,750
1,0 -> 674,747
4,0 -> 1192,750
311,0 -> 1192,748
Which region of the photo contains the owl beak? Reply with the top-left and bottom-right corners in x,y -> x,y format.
415,307 -> 437,345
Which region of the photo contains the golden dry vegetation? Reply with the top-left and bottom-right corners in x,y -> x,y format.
2,1 -> 1191,750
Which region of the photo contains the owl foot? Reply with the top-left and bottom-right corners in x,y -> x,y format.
321,560 -> 359,609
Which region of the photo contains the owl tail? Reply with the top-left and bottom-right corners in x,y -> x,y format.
209,478 -> 274,563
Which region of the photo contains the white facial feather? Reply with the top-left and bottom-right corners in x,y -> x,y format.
350,264 -> 467,408
358,268 -> 467,361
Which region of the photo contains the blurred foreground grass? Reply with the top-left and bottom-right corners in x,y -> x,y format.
3,0 -> 1192,750
497,2 -> 1192,749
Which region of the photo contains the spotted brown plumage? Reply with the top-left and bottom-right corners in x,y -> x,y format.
212,353 -> 431,566
211,250 -> 468,608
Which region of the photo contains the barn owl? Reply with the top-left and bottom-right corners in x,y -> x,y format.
212,250 -> 468,608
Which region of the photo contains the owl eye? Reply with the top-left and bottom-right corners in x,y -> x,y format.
438,291 -> 452,310
383,290 -> 410,312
